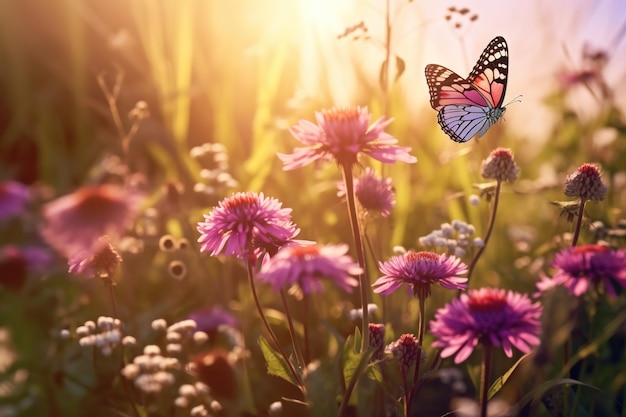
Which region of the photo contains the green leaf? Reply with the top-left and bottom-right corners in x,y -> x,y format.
488,352 -> 531,399
258,336 -> 300,387
342,335 -> 362,385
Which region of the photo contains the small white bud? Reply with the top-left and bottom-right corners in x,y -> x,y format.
122,336 -> 137,346
193,331 -> 209,344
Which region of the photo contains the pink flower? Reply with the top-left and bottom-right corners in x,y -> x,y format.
68,241 -> 122,278
430,288 -> 542,364
40,184 -> 144,258
338,167 -> 395,217
0,181 -> 30,222
536,244 -> 626,297
372,251 -> 468,299
197,192 -> 299,260
481,148 -> 520,183
564,163 -> 607,202
386,333 -> 422,369
256,243 -> 362,295
278,106 -> 416,170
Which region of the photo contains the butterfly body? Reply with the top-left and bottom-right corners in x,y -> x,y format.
425,36 -> 509,143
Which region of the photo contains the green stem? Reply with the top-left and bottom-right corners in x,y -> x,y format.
465,180 -> 502,288
407,295 -> 426,417
571,198 -> 586,247
280,289 -> 305,368
246,260 -> 304,390
341,163 -> 369,352
479,344 -> 493,417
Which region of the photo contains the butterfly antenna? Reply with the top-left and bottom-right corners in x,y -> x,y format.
504,95 -> 522,107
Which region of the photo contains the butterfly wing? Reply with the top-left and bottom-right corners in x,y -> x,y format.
437,105 -> 506,143
467,36 -> 509,108
425,64 -> 489,111
425,36 -> 510,142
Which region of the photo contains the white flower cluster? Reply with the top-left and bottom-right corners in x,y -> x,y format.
75,316 -> 123,356
121,345 -> 180,394
150,318 -> 209,356
418,220 -> 484,258
173,382 -> 222,416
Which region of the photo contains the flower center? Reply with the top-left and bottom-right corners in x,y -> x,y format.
406,251 -> 439,262
223,193 -> 257,210
467,290 -> 507,312
290,245 -> 321,258
573,244 -> 608,255
321,107 -> 359,122
577,163 -> 601,178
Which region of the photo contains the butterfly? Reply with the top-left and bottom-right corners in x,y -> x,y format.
425,36 -> 509,143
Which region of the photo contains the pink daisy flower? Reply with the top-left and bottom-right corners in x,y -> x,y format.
337,167 -> 395,217
536,244 -> 626,297
278,106 -> 417,170
0,181 -> 31,222
430,288 -> 543,364
372,251 -> 468,299
256,243 -> 362,295
197,192 -> 299,260
40,184 -> 144,259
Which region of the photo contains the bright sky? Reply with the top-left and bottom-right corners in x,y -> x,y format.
291,0 -> 626,143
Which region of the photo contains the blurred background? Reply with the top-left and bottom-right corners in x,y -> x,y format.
1,1 -> 626,415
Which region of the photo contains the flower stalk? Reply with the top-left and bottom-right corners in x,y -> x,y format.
341,163 -> 370,353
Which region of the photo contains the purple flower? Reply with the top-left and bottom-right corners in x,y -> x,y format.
0,181 -> 30,222
430,288 -> 543,364
372,251 -> 468,299
338,167 -> 395,217
0,245 -> 52,290
278,106 -> 417,170
197,192 -> 299,260
40,184 -> 144,258
188,306 -> 239,334
536,244 -> 626,297
256,243 -> 362,295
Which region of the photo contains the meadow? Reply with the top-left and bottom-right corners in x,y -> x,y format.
1,1 -> 625,416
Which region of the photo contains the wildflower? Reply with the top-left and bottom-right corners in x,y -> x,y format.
418,221 -> 482,257
564,163 -> 607,202
256,243 -> 362,295
536,244 -> 626,297
121,347 -> 180,394
40,184 -> 144,258
348,303 -> 378,320
278,106 -> 416,170
481,148 -> 520,182
188,306 -> 239,334
68,241 -> 122,278
386,334 -> 423,369
372,251 -> 468,299
75,316 -> 123,356
430,288 -> 542,364
369,323 -> 386,361
0,181 -> 30,222
0,245 -> 52,290
197,192 -> 299,260
337,167 -> 395,217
